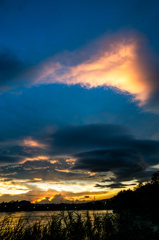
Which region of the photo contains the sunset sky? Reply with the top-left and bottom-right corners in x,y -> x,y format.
0,0 -> 159,204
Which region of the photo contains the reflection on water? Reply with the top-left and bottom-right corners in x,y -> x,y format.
0,210 -> 113,226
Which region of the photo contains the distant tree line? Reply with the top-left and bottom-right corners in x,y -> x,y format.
0,199 -> 106,212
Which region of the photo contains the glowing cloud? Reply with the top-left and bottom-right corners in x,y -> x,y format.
22,137 -> 46,148
55,169 -> 71,173
66,158 -> 76,165
30,31 -> 156,107
50,160 -> 61,164
21,155 -> 49,164
34,178 -> 42,181
0,180 -> 29,195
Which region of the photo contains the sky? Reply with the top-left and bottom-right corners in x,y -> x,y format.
0,0 -> 159,204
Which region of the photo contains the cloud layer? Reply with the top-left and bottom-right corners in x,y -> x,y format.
0,123 -> 159,202
0,124 -> 159,183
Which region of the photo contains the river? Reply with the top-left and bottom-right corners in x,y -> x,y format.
0,210 -> 113,226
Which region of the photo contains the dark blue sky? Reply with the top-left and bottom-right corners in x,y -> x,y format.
0,0 -> 159,203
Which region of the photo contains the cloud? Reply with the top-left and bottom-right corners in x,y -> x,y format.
0,183 -> 109,203
34,194 -> 67,204
0,50 -> 27,92
132,170 -> 156,183
0,155 -> 23,164
48,124 -> 159,162
23,31 -> 159,112
95,183 -> 136,189
0,124 -> 159,183
84,196 -> 89,198
0,159 -> 89,182
0,144 -> 47,164
0,188 -> 59,203
21,137 -> 47,148
49,124 -> 130,154
19,124 -> 159,182
33,189 -> 109,204
45,123 -> 159,182
73,149 -> 149,182
1,31 -> 159,112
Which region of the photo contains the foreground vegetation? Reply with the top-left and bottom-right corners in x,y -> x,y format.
0,210 -> 158,240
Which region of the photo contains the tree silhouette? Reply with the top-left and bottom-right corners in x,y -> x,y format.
151,171 -> 159,184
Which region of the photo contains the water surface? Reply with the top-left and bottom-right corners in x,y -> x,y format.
0,210 -> 113,225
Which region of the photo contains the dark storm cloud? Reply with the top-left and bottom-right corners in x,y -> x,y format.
73,148 -> 148,181
46,124 -> 159,182
49,124 -> 131,154
95,183 -> 136,189
48,124 -> 159,158
132,170 -> 157,183
0,50 -> 27,92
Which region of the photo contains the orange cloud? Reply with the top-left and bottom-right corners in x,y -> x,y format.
22,137 -> 46,148
50,160 -> 61,164
32,190 -> 112,203
32,31 -> 153,106
66,158 -> 76,165
0,180 -> 29,195
55,169 -> 71,173
20,155 -> 49,164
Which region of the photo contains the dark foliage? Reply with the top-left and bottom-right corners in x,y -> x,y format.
107,171 -> 159,226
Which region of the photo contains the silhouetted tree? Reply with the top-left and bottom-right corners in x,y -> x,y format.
151,171 -> 159,184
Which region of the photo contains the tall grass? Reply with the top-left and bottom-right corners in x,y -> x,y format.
0,211 -> 158,240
